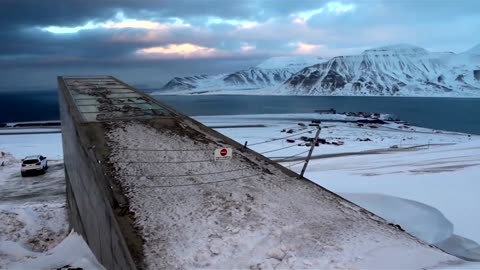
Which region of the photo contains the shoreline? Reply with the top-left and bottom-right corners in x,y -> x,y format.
151,91 -> 480,98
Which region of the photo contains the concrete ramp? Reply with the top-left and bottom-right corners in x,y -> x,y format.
58,76 -> 458,269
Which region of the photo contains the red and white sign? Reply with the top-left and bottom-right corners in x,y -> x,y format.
214,147 -> 233,161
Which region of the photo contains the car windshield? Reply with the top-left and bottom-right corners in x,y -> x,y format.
23,159 -> 39,164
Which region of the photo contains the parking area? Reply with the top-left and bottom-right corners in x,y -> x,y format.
0,159 -> 65,203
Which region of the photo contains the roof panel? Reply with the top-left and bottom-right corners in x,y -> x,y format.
60,76 -> 177,122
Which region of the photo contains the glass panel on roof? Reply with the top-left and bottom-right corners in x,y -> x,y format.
106,93 -> 142,98
63,77 -> 175,122
78,106 -> 99,113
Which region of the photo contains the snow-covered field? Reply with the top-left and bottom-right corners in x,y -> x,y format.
1,111 -> 479,268
107,120 -> 459,269
195,113 -> 473,157
195,113 -> 480,265
0,136 -> 102,269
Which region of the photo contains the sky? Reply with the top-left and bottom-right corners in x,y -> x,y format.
0,0 -> 479,91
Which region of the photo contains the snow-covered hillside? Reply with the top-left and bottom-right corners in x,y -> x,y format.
157,56 -> 324,94
153,44 -> 480,97
284,44 -> 480,96
465,44 -> 480,55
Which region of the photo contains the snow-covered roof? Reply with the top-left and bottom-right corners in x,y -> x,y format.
106,120 -> 458,269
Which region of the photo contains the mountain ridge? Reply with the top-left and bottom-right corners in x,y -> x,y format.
465,43 -> 480,55
158,56 -> 324,92
155,44 -> 480,97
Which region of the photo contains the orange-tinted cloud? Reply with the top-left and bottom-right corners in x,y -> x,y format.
294,42 -> 325,55
137,43 -> 218,58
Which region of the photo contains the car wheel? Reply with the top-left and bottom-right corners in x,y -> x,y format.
21,172 -> 26,177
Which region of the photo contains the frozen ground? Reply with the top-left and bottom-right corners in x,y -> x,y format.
194,113 -> 473,158
195,113 -> 480,267
0,147 -> 102,269
0,112 -> 479,269
106,120 -> 462,269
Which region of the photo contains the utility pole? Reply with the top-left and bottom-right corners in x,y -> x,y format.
299,127 -> 321,178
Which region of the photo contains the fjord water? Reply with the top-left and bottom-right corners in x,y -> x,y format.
1,91 -> 479,135
157,95 -> 480,135
0,90 -> 60,123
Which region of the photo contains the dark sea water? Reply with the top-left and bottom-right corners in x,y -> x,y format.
1,91 -> 479,135
157,95 -> 480,135
0,90 -> 60,123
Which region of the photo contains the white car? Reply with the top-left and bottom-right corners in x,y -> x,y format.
21,155 -> 48,176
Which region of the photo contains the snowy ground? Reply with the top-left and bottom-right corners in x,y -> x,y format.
195,113 -> 473,157
0,142 -> 102,269
1,112 -> 479,269
195,113 -> 480,267
107,120 -> 459,269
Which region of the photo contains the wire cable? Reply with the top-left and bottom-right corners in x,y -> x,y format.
281,149 -> 310,160
137,173 -> 263,188
116,159 -> 213,164
125,167 -> 249,178
268,149 -> 310,160
285,160 -> 305,167
259,144 -> 298,154
116,148 -> 215,152
248,129 -> 315,146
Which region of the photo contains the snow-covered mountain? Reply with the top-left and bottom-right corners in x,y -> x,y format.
158,56 -> 324,93
465,44 -> 480,55
154,44 -> 480,97
283,44 -> 480,96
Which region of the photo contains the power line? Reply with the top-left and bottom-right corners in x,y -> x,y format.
259,144 -> 298,154
248,129 -> 315,146
285,160 -> 306,168
137,173 -> 263,188
283,149 -> 311,160
268,149 -> 310,160
125,167 -> 249,178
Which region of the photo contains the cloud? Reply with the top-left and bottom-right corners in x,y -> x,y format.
0,0 -> 479,67
291,1 -> 355,24
41,22 -> 101,34
325,1 -> 355,14
241,43 -> 256,52
293,42 -> 325,55
39,12 -> 192,34
137,43 -> 218,58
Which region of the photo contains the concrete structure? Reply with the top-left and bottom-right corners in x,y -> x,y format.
58,76 -> 148,269
58,76 -> 457,269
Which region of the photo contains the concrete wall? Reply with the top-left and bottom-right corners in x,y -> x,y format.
58,78 -> 139,270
